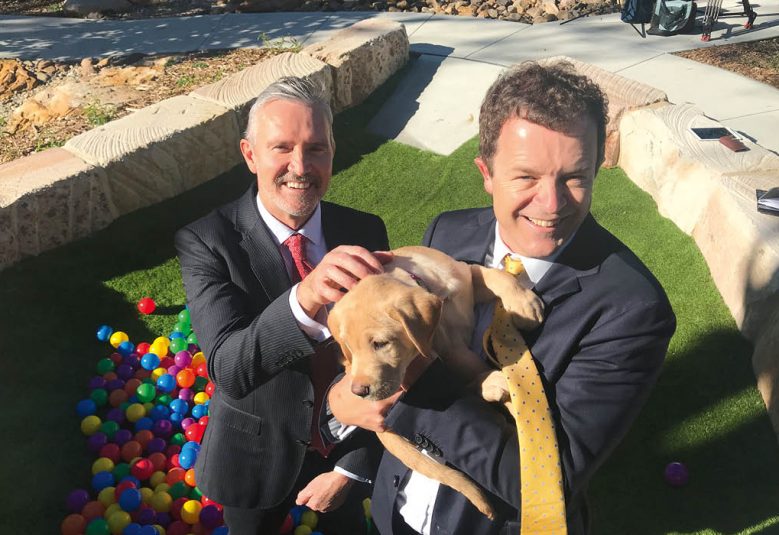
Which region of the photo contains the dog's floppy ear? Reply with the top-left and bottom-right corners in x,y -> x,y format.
327,303 -> 352,365
390,290 -> 443,359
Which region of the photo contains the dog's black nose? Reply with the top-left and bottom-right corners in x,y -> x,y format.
351,382 -> 371,397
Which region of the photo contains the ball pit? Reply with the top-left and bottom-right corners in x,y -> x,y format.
65,309 -> 371,535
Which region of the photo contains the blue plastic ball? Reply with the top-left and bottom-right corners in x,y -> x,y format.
169,331 -> 186,340
77,398 -> 98,418
91,470 -> 115,491
178,449 -> 196,469
118,341 -> 135,357
212,526 -> 229,535
119,487 -> 142,511
134,417 -> 154,432
169,399 -> 188,415
97,325 -> 114,342
122,522 -> 143,535
156,374 -> 176,394
191,404 -> 207,419
139,525 -> 158,535
140,353 -> 161,371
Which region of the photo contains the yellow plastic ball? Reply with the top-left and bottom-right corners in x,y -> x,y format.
152,525 -> 166,535
140,487 -> 154,504
107,510 -> 132,534
363,497 -> 372,519
151,367 -> 166,381
191,352 -> 206,367
81,415 -> 102,436
125,403 -> 146,423
150,471 -> 166,488
154,482 -> 170,494
294,526 -> 312,535
143,402 -> 154,413
153,336 -> 171,348
193,392 -> 210,405
150,491 -> 173,513
180,499 -> 202,525
109,331 -> 129,349
104,503 -> 122,519
92,457 -> 115,475
98,486 -> 117,507
300,510 -> 318,529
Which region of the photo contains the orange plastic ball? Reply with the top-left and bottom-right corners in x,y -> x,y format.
134,430 -> 154,449
109,389 -> 129,408
176,369 -> 196,389
121,440 -> 143,463
124,379 -> 142,397
81,500 -> 106,521
61,513 -> 86,535
148,452 -> 167,472
165,467 -> 186,486
184,469 -> 197,487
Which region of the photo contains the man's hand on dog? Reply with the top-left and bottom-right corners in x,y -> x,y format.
297,247 -> 393,319
295,470 -> 353,512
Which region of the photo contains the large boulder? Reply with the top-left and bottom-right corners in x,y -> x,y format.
303,18 -> 409,112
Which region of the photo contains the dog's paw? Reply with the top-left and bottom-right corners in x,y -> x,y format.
503,288 -> 544,329
477,370 -> 510,403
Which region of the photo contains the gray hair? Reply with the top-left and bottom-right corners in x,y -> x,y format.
244,76 -> 334,146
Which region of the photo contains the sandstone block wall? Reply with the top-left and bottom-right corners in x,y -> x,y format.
303,19 -> 409,112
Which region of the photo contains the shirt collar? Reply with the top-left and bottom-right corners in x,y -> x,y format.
256,195 -> 324,248
490,222 -> 576,285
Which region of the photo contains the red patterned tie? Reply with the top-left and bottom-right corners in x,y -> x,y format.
283,233 -> 335,457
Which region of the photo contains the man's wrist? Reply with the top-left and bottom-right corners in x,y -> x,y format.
296,281 -> 321,319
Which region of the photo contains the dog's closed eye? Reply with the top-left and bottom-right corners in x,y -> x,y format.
371,339 -> 390,351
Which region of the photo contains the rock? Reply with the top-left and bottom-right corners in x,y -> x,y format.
487,7 -> 497,16
302,18 -> 408,112
63,0 -> 133,15
541,0 -> 559,14
0,60 -> 39,101
505,11 -> 522,18
35,72 -> 50,83
558,0 -> 576,9
397,0 -> 408,7
96,65 -> 162,87
6,82 -> 88,134
238,0 -> 304,11
81,58 -> 95,77
525,5 -> 542,16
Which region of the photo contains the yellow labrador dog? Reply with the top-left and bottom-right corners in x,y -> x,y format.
327,245 -> 544,519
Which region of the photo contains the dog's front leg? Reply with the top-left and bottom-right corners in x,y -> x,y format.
470,265 -> 544,329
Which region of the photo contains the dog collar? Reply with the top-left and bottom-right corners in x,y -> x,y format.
406,270 -> 431,293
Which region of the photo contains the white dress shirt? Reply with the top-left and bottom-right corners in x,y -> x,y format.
256,195 -> 367,482
397,222 -> 569,534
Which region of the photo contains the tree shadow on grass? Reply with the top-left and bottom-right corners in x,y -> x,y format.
589,327 -> 779,534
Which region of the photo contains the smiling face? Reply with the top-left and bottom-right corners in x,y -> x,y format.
239,98 -> 334,229
475,116 -> 598,259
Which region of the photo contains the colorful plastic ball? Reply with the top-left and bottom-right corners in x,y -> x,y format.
168,399 -> 187,415
169,338 -> 188,354
197,504 -> 222,529
168,481 -> 190,501
86,517 -> 111,535
169,433 -> 186,447
138,526 -> 158,535
61,513 -> 87,535
155,374 -> 176,394
180,500 -> 202,525
150,492 -> 173,513
173,351 -> 192,368
170,497 -> 188,521
77,398 -> 98,418
130,459 -> 154,481
122,522 -> 143,535
212,527 -> 229,535
153,336 -> 171,349
92,471 -> 115,492
166,520 -> 189,535
664,461 -> 689,487
177,309 -> 190,324
134,502 -> 155,523
152,420 -> 173,440
99,444 -> 121,464
170,330 -> 186,339
89,376 -> 108,390
184,423 -> 205,444
137,297 -> 157,315
81,415 -> 102,436
66,489 -> 91,514
135,342 -> 150,356
113,463 -> 131,482
134,429 -> 154,447
190,404 -> 207,420
204,382 -> 215,397
119,488 -> 143,512
125,404 -> 146,423
109,389 -> 130,408
100,420 -> 120,439
97,325 -> 114,342
107,510 -> 132,534
149,469 -> 166,487
146,437 -> 166,454
81,500 -> 106,521
114,429 -> 133,447
118,341 -> 136,358
175,369 -> 195,389
177,388 -> 193,402
136,384 -> 156,403
279,513 -> 294,534
110,332 -> 130,349
106,408 -> 126,425
90,388 -> 109,407
294,526 -> 312,535
140,354 -> 161,372
121,441 -> 143,463
301,510 -> 318,529
177,450 -> 196,470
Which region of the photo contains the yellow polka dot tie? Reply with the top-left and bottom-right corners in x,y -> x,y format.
483,255 -> 567,534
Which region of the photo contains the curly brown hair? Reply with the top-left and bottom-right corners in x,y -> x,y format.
479,61 -> 609,172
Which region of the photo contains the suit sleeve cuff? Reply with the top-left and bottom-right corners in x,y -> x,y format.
334,466 -> 372,484
288,283 -> 331,342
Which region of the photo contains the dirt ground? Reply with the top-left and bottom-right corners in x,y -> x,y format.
674,37 -> 779,90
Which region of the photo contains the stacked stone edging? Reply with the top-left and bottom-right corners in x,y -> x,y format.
618,102 -> 779,436
0,19 -> 409,271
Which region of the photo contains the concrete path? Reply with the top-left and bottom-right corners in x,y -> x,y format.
1,3 -> 778,153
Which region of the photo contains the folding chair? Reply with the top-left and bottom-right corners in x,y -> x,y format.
701,0 -> 757,40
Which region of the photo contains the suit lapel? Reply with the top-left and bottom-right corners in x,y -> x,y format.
457,208 -> 497,265
321,202 -> 345,251
236,186 -> 292,301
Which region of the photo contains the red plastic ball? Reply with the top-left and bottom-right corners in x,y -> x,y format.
61,513 -> 87,535
137,297 -> 157,315
205,382 -> 215,396
148,452 -> 167,472
99,443 -> 121,464
170,498 -> 189,521
167,519 -> 190,535
114,480 -> 137,500
136,342 -> 151,356
184,423 -> 205,444
195,362 -> 208,378
130,458 -> 154,481
121,440 -> 143,463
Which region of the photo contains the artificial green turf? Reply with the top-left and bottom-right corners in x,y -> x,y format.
1,69 -> 778,534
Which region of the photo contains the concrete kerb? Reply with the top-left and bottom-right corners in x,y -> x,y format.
0,19 -> 410,272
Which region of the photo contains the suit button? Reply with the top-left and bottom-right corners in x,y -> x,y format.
302,400 -> 314,408
393,475 -> 400,488
296,439 -> 310,447
414,434 -> 424,446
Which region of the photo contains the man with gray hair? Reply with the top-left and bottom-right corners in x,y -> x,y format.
175,76 -> 390,534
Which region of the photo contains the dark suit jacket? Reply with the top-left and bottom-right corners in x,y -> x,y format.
372,208 -> 676,535
175,184 -> 389,509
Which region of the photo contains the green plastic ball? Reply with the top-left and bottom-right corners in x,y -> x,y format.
90,388 -> 108,407
177,309 -> 190,324
169,338 -> 188,354
85,517 -> 110,535
136,383 -> 156,403
96,358 -> 115,375
170,433 -> 185,446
